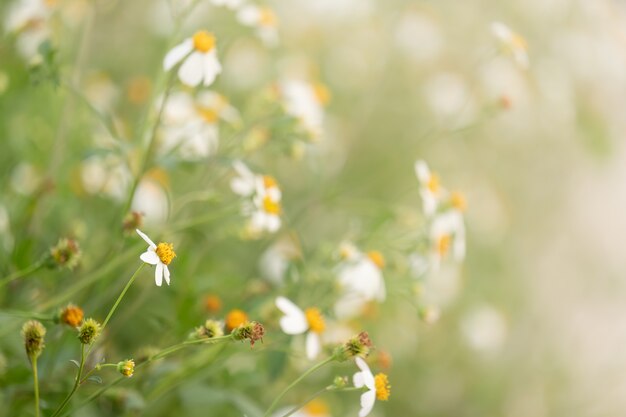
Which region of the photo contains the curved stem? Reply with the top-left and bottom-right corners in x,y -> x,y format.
0,260 -> 44,289
32,356 -> 40,417
263,356 -> 335,417
101,263 -> 145,330
280,386 -> 330,417
51,344 -> 85,417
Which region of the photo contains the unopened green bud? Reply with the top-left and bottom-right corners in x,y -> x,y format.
333,376 -> 348,388
22,320 -> 46,359
117,359 -> 135,377
78,318 -> 101,345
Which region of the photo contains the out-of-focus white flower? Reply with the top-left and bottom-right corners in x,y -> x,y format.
237,5 -> 279,46
230,161 -> 282,235
461,305 -> 507,353
275,296 -> 325,360
131,177 -> 170,225
352,357 -> 390,417
10,162 -> 41,195
278,79 -> 329,140
335,244 -> 386,319
163,31 -> 222,87
4,0 -> 53,60
83,72 -> 120,113
81,154 -> 131,201
430,210 -> 466,271
136,229 -> 176,286
394,12 -> 442,64
423,72 -> 475,123
491,22 -> 529,69
160,90 -> 240,160
210,0 -> 243,10
259,235 -> 300,285
414,160 -> 441,217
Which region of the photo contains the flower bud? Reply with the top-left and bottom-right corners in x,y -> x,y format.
192,319 -> 224,340
332,376 -> 348,388
122,211 -> 144,234
333,331 -> 373,362
49,238 -> 81,270
78,318 -> 101,345
232,321 -> 265,347
22,320 -> 46,359
117,359 -> 135,377
59,304 -> 84,328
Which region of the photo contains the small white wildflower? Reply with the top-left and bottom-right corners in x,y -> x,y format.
136,229 -> 176,286
163,31 -> 222,87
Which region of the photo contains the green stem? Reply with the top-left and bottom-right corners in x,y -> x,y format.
51,344 -> 85,417
263,356 -> 335,417
32,356 -> 40,417
79,363 -> 117,384
0,260 -> 44,288
280,386 -> 330,417
101,263 -> 145,330
0,310 -> 53,321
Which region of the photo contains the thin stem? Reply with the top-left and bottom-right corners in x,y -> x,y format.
101,263 -> 145,330
32,356 -> 40,417
0,310 -> 53,321
51,344 -> 85,417
280,387 -> 330,417
79,363 -> 117,385
263,356 -> 335,417
0,260 -> 44,288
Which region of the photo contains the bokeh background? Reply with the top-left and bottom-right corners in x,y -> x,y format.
2,0 -> 626,416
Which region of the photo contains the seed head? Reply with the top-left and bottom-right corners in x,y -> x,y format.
78,318 -> 101,345
232,321 -> 265,347
49,238 -> 81,270
22,320 -> 46,359
59,304 -> 84,328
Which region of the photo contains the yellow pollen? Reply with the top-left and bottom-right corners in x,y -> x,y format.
436,235 -> 452,256
304,307 -> 325,333
259,7 -> 278,27
155,242 -> 176,265
427,174 -> 440,193
263,175 -> 278,189
225,309 -> 248,331
367,251 -> 385,269
263,196 -> 281,215
374,373 -> 391,401
197,106 -> 219,123
192,31 -> 216,53
450,191 -> 467,212
313,83 -> 331,106
303,399 -> 330,415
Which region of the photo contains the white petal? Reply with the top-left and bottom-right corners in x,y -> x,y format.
275,296 -> 307,334
178,52 -> 204,87
163,265 -> 171,285
354,357 -> 375,390
414,160 -> 430,183
163,39 -> 193,71
136,229 -> 157,249
202,50 -> 222,86
359,390 -> 376,417
231,177 -> 255,196
140,250 -> 159,265
353,371 -> 366,388
155,263 -> 164,286
265,215 -> 281,233
305,332 -> 320,360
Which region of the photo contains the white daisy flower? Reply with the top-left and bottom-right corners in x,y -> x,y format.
237,5 -> 279,46
161,90 -> 240,160
352,357 -> 390,417
4,0 -> 53,60
490,22 -> 528,69
163,30 -> 222,87
278,79 -> 329,140
430,210 -> 466,271
275,296 -> 325,360
259,235 -> 300,285
414,160 -> 441,217
334,245 -> 386,319
136,229 -> 176,287
230,160 -> 258,197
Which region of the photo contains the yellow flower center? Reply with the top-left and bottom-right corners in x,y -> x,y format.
259,7 -> 278,27
374,373 -> 391,401
263,196 -> 281,215
156,242 -> 176,265
427,174 -> 440,193
263,175 -> 278,189
511,34 -> 527,51
60,305 -> 84,328
450,191 -> 467,212
204,294 -> 222,312
192,31 -> 216,53
121,360 -> 135,377
226,309 -> 248,331
367,251 -> 385,269
305,307 -> 325,333
197,106 -> 219,123
313,83 -> 331,106
303,399 -> 330,415
436,234 -> 451,256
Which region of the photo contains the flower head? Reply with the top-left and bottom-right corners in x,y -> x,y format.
59,304 -> 84,328
49,238 -> 81,270
275,296 -> 325,359
278,79 -> 328,140
136,229 -> 175,286
352,357 -> 391,417
78,318 -> 101,345
163,31 -> 222,87
22,320 -> 46,359
193,319 -> 225,339
117,359 -> 135,377
491,22 -> 528,68
204,294 -> 222,313
232,321 -> 265,347
334,331 -> 373,362
237,5 -> 279,46
225,309 -> 249,332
